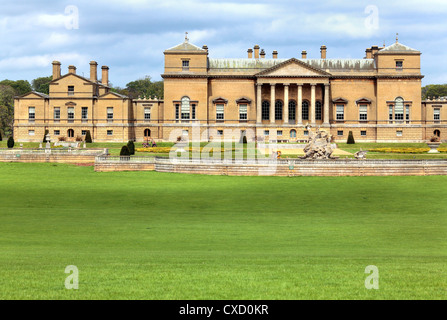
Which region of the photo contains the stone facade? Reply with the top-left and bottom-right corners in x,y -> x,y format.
14,37 -> 447,143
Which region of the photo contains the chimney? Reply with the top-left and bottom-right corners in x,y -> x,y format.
272,50 -> 278,59
260,49 -> 265,59
90,61 -> 98,82
301,50 -> 307,59
371,45 -> 379,56
320,45 -> 327,59
101,66 -> 109,86
52,61 -> 61,80
202,45 -> 208,52
247,48 -> 253,58
254,45 -> 260,59
365,48 -> 372,59
68,65 -> 76,74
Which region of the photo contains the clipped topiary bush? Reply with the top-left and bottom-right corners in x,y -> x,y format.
85,130 -> 92,143
0,130 -> 2,141
7,136 -> 14,149
347,131 -> 355,144
127,140 -> 135,155
242,135 -> 247,144
120,145 -> 131,156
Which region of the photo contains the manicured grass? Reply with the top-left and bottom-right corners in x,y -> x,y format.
0,163 -> 446,299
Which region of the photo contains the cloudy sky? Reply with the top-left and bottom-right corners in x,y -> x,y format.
0,0 -> 446,87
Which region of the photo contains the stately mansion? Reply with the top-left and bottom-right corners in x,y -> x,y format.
13,36 -> 446,143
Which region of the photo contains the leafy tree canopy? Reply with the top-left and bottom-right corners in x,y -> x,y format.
112,76 -> 163,100
32,76 -> 53,95
0,79 -> 32,96
422,84 -> 447,100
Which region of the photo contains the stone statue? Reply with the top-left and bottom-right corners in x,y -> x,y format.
300,125 -> 338,159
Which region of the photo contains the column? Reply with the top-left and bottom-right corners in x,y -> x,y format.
270,84 -> 275,124
311,84 -> 316,126
284,84 -> 289,124
256,83 -> 262,124
297,84 -> 302,125
324,84 -> 330,125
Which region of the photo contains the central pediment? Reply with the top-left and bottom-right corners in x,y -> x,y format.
256,58 -> 331,77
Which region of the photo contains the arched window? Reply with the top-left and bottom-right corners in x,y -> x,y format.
181,96 -> 190,120
290,129 -> 296,138
434,129 -> 440,137
144,129 -> 151,137
394,97 -> 404,121
275,100 -> 283,120
262,101 -> 269,120
315,101 -> 322,120
67,129 -> 74,138
302,101 -> 309,120
288,100 -> 296,121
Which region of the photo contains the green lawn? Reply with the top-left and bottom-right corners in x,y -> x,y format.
0,163 -> 446,299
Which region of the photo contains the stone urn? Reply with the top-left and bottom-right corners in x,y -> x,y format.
175,136 -> 187,153
427,142 -> 441,153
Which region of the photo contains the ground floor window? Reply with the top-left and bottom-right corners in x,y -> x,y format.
277,130 -> 282,136
107,130 -> 113,136
275,101 -> 283,120
304,130 -> 309,136
290,129 -> 296,138
262,101 -> 269,120
396,130 -> 403,137
336,105 -> 344,120
144,129 -> 151,137
289,101 -> 296,121
68,129 -> 74,137
81,130 -> 87,136
28,130 -> 35,136
217,130 -> 223,136
337,130 -> 343,136
434,129 -> 441,137
54,130 -> 60,136
361,130 -> 367,136
239,104 -> 247,120
315,101 -> 322,120
264,130 -> 269,136
302,101 -> 309,120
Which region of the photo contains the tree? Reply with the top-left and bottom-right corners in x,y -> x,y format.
120,145 -> 131,156
0,130 -> 2,141
421,84 -> 447,100
127,140 -> 135,155
347,131 -> 355,144
0,80 -> 32,96
43,129 -> 49,143
85,130 -> 92,143
0,84 -> 16,137
7,136 -> 14,148
32,76 -> 52,95
124,76 -> 164,99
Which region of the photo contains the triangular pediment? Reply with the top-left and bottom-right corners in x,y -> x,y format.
98,91 -> 128,99
256,58 -> 331,77
17,91 -> 49,99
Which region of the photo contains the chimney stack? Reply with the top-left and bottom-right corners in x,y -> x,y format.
202,45 -> 208,52
320,45 -> 327,59
90,61 -> 98,82
371,45 -> 379,56
254,45 -> 260,59
260,49 -> 265,59
365,48 -> 372,59
101,66 -> 109,86
272,50 -> 278,59
68,65 -> 76,74
301,50 -> 307,59
52,61 -> 61,80
247,48 -> 253,58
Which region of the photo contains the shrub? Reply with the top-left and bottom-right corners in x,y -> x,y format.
85,130 -> 92,143
43,129 -> 49,143
120,145 -> 131,156
430,135 -> 441,142
7,136 -> 14,148
242,135 -> 247,144
347,131 -> 355,144
127,140 -> 135,155
0,130 -> 2,141
58,136 -> 66,141
75,136 -> 83,142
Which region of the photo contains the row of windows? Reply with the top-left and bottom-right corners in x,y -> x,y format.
28,129 -> 114,137
28,107 -> 151,121
262,100 -> 322,121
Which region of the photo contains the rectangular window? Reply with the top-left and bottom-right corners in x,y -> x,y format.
107,130 -> 113,136
82,107 -> 88,120
389,105 -> 394,121
264,130 -> 269,136
216,104 -> 224,120
54,107 -> 60,120
359,104 -> 368,121
182,60 -> 189,71
434,108 -> 440,121
239,104 -> 248,120
81,130 -> 87,136
54,130 -> 60,136
68,86 -> 74,96
361,130 -> 367,136
217,130 -> 223,136
144,107 -> 151,120
315,103 -> 322,120
337,130 -> 343,136
395,103 -> 404,121
304,130 -> 309,136
336,105 -> 344,120
397,130 -> 403,137
107,107 -> 114,122
182,130 -> 188,136
192,104 -> 196,120
175,104 -> 180,120
396,61 -> 403,70
67,107 -> 74,123
28,130 -> 35,136
302,104 -> 309,121
277,130 -> 283,136
406,105 -> 410,122
28,107 -> 35,121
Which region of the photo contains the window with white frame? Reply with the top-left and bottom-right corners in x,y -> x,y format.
181,97 -> 190,120
337,130 -> 343,136
216,104 -> 224,120
264,130 -> 269,136
68,86 -> 74,96
28,107 -> 35,121
82,130 -> 87,136
396,130 -> 403,136
67,107 -> 74,122
239,104 -> 247,120
394,98 -> 404,121
107,107 -> 114,121
389,105 -> 393,121
182,60 -> 189,71
406,105 -> 410,122
434,108 -> 440,121
54,107 -> 60,120
144,107 -> 151,121
191,104 -> 196,120
175,104 -> 180,120
396,60 -> 403,70
336,105 -> 344,120
359,104 -> 368,121
361,130 -> 367,136
82,107 -> 88,120
28,130 -> 35,136
54,130 -> 60,136
277,130 -> 283,136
